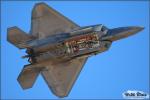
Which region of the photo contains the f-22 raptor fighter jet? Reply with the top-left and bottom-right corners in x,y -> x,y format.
7,3 -> 144,98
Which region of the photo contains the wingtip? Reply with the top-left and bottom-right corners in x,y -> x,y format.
51,88 -> 69,98
34,2 -> 47,6
32,2 -> 50,19
55,93 -> 68,98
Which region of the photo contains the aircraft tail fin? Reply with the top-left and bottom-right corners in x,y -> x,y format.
17,64 -> 42,89
7,26 -> 36,49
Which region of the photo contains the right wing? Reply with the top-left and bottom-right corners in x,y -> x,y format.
31,3 -> 80,39
41,57 -> 88,97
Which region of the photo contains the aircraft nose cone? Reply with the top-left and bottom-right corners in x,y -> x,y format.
101,26 -> 144,41
129,26 -> 144,33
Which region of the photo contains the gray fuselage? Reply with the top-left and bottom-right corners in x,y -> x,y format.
25,25 -> 111,63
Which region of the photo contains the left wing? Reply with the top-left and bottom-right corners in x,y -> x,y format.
41,57 -> 87,97
31,3 -> 80,39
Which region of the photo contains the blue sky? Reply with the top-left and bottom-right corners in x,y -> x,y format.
1,1 -> 149,99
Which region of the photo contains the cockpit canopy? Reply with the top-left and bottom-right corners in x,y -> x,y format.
70,24 -> 108,36
93,24 -> 108,35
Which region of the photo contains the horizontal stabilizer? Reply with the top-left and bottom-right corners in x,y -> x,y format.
7,26 -> 36,49
17,64 -> 41,89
